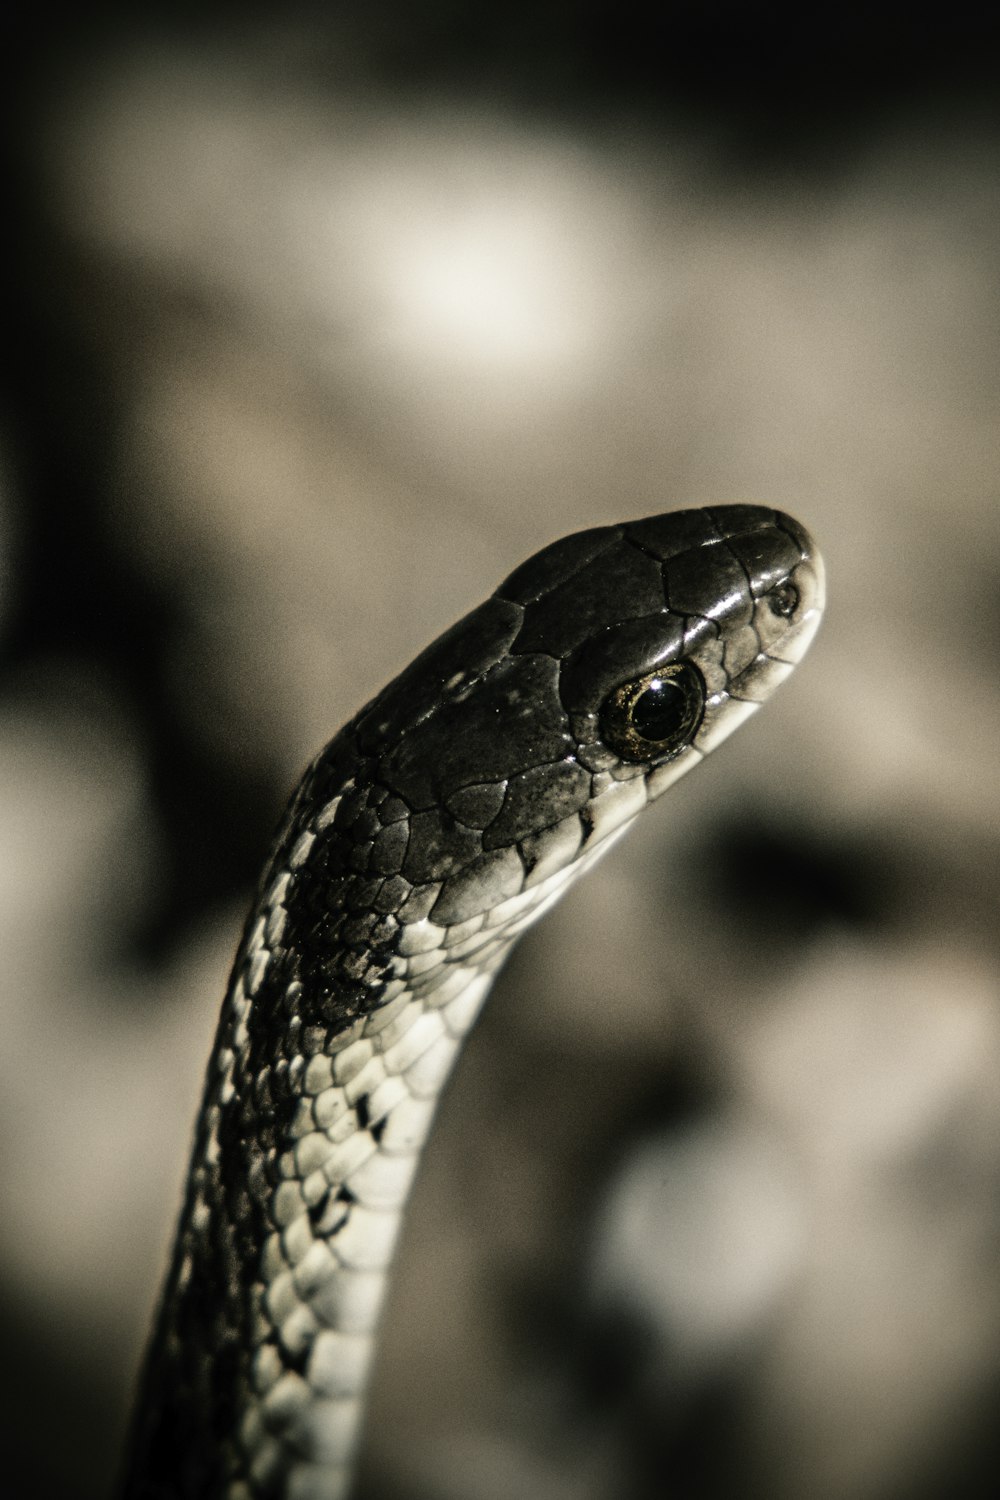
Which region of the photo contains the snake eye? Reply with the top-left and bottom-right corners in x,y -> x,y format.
766,580 -> 799,618
600,664 -> 705,763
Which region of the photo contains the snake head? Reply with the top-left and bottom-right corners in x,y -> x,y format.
272,505 -> 824,1018
263,503 -> 825,1023
340,504 -> 824,932
537,503 -> 826,803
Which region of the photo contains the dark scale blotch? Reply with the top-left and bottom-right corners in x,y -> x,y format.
262,780 -> 405,1031
374,875 -> 411,914
403,808 -> 484,885
445,781 -> 508,829
340,912 -> 382,946
252,1068 -> 273,1117
307,1188 -> 339,1230
336,1185 -> 357,1205
511,543 -> 666,658
484,760 -> 591,849
431,844 -> 524,926
279,1343 -> 310,1380
377,795 -> 410,826
355,1094 -> 371,1130
224,1184 -> 254,1239
355,596 -> 523,754
397,882 -> 440,923
340,912 -> 392,946
302,1024 -> 327,1056
281,982 -> 303,1018
663,545 -> 751,622
340,949 -> 377,982
566,712 -> 617,773
349,808 -> 382,844
370,819 -> 409,875
269,1060 -> 292,1106
382,653 -> 572,811
370,1116 -> 387,1145
569,710 -> 599,741
333,785 -> 370,831
576,740 -> 618,772
345,876 -> 386,913
295,835 -> 348,896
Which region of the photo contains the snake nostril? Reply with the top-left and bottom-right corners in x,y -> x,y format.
765,581 -> 800,619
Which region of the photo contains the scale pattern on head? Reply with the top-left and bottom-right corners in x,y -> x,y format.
274,503 -> 822,1031
122,504 -> 822,1500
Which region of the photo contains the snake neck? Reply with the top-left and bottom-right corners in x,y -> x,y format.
122,730 -> 596,1500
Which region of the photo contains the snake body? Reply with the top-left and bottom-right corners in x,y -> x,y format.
122,504 -> 824,1499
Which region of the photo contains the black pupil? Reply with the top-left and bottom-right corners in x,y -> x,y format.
633,677 -> 686,742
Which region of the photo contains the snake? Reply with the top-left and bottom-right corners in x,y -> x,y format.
120,503 -> 824,1500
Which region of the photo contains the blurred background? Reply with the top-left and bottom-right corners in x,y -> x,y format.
1,6 -> 998,1498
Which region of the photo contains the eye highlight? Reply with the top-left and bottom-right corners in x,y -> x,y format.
600,664 -> 705,763
765,580 -> 799,618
